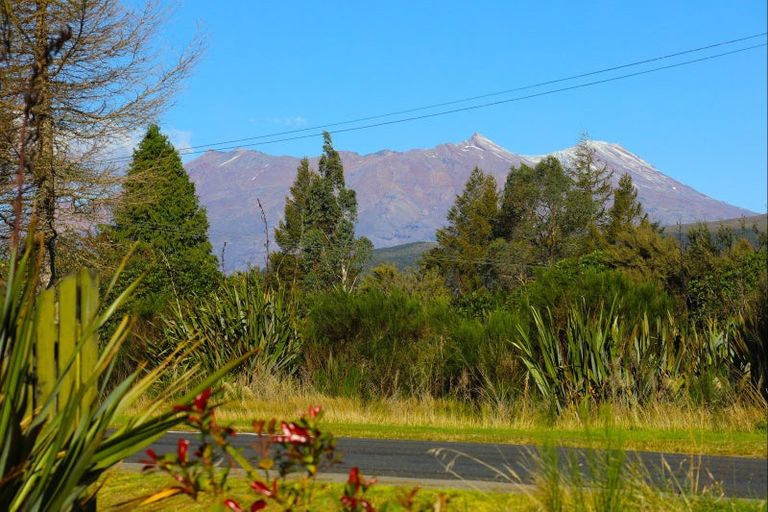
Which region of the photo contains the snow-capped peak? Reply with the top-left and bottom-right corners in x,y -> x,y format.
460,132 -> 514,159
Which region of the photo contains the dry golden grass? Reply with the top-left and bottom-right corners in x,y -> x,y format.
120,374 -> 767,457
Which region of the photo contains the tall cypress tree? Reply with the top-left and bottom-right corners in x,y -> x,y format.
274,132 -> 371,291
272,157 -> 317,285
111,124 -> 220,315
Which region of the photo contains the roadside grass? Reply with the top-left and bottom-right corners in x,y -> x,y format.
98,468 -> 767,511
98,468 -> 528,511
116,388 -> 767,458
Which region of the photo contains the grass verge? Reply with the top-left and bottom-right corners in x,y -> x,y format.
98,468 -> 766,511
117,390 -> 767,458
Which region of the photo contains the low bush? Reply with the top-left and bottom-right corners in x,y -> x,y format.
159,273 -> 302,379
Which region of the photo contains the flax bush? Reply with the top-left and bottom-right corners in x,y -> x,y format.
159,273 -> 302,379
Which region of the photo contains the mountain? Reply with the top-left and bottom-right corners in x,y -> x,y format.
185,134 -> 758,272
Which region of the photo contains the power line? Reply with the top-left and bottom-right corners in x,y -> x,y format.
96,33 -> 767,165
184,43 -> 768,156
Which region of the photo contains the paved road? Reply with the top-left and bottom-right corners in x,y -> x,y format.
128,432 -> 767,499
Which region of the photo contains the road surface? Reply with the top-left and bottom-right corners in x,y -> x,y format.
127,432 -> 767,499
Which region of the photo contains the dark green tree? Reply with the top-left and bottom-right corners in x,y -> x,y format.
423,166 -> 499,294
272,158 -> 317,285
606,173 -> 644,243
530,156 -> 582,263
567,136 -> 613,237
494,157 -> 588,265
111,125 -> 220,315
274,132 -> 371,291
494,163 -> 537,241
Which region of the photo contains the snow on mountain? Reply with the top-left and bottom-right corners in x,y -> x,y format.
185,135 -> 757,272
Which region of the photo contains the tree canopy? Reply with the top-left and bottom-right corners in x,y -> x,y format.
273,132 -> 372,291
110,125 -> 219,315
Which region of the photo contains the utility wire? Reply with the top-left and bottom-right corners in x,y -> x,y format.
96,33 -> 767,165
207,44 -> 768,152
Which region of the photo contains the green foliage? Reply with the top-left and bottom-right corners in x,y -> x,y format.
738,270 -> 768,398
365,241 -> 437,271
159,273 -> 302,378
273,132 -> 372,291
511,302 -> 745,412
678,225 -> 764,320
670,214 -> 767,249
494,162 -> 537,242
425,147 -> 617,296
603,218 -> 681,286
303,288 -> 522,400
506,156 -> 586,264
568,136 -> 614,232
0,246 -> 240,511
272,158 -> 317,285
303,289 -> 434,397
359,263 -> 451,302
110,125 -> 220,316
423,166 -> 500,294
606,173 -> 644,244
520,254 -> 674,327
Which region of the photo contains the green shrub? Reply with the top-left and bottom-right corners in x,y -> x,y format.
159,273 -> 301,378
304,289 -> 454,397
511,301 -> 747,412
520,256 -> 673,328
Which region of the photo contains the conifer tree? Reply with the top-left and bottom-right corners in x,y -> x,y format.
272,158 -> 316,284
494,163 -> 537,242
568,136 -> 613,231
424,166 -> 499,293
111,125 -> 219,315
274,132 -> 371,291
606,173 -> 645,243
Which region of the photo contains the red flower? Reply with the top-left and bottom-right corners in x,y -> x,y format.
348,467 -> 360,490
223,499 -> 242,512
173,404 -> 192,412
341,496 -> 376,511
274,421 -> 311,444
250,479 -> 277,498
177,438 -> 190,464
308,405 -> 322,419
194,387 -> 213,413
250,500 -> 267,511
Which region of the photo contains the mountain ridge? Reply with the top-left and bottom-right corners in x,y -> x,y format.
185,134 -> 758,272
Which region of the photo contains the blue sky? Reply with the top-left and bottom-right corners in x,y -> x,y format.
155,1 -> 767,213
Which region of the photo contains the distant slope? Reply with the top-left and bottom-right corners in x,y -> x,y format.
367,213 -> 768,272
671,213 -> 767,233
367,241 -> 437,271
667,213 -> 767,246
186,134 -> 757,272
